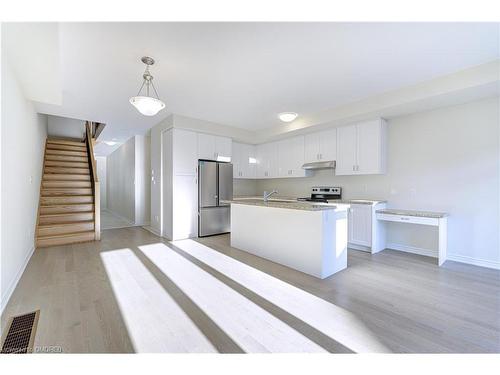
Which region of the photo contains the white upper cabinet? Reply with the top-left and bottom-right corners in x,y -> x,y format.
304,128 -> 337,163
336,119 -> 387,176
256,142 -> 278,178
172,129 -> 198,176
197,133 -> 232,161
336,125 -> 358,175
233,142 -> 256,179
278,136 -> 307,177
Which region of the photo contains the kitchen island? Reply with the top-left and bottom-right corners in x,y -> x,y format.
227,199 -> 349,279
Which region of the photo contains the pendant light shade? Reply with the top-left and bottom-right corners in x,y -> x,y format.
130,56 -> 166,116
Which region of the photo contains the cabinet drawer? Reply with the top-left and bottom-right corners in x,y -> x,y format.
376,213 -> 438,226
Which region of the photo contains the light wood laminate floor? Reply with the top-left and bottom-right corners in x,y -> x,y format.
1,227 -> 499,353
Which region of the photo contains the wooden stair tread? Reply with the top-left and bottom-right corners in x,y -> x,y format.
38,220 -> 95,228
46,144 -> 88,152
42,181 -> 92,188
44,167 -> 90,175
46,149 -> 88,157
45,155 -> 88,162
36,231 -> 95,247
47,139 -> 86,147
43,174 -> 91,181
42,188 -> 93,196
45,161 -> 89,168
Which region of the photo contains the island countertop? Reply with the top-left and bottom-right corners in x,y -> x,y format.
222,198 -> 338,211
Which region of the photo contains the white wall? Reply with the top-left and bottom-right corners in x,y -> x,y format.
107,135 -> 151,225
257,98 -> 500,268
107,137 -> 136,223
1,59 -> 48,313
95,156 -> 107,209
134,135 -> 151,226
47,114 -> 85,140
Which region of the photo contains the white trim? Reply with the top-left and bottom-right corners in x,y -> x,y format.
142,225 -> 161,237
1,246 -> 35,315
386,242 -> 438,258
447,254 -> 500,270
348,243 -> 371,252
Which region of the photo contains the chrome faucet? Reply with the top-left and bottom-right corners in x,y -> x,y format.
263,190 -> 278,202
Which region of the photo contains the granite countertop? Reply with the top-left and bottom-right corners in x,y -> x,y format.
222,199 -> 337,211
376,208 -> 448,218
232,196 -> 386,206
326,199 -> 386,205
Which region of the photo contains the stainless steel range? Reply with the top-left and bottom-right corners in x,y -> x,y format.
297,186 -> 342,203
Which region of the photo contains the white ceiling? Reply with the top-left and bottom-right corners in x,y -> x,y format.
6,22 -> 500,153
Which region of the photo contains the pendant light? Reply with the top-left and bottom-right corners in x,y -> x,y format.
129,56 -> 166,116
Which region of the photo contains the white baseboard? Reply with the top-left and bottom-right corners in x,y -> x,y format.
348,243 -> 371,252
1,245 -> 35,315
385,243 -> 500,270
142,225 -> 161,237
386,243 -> 438,258
447,254 -> 500,270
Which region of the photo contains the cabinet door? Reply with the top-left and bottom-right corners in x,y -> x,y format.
357,120 -> 382,175
304,133 -> 320,163
256,144 -> 267,178
267,142 -> 279,178
215,136 -> 232,162
277,139 -> 291,177
172,174 -> 198,240
319,128 -> 337,161
172,129 -> 198,176
336,125 -> 357,175
198,133 -> 216,160
241,143 -> 256,178
348,204 -> 372,247
232,142 -> 243,178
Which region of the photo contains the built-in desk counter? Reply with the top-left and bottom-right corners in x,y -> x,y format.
376,209 -> 449,266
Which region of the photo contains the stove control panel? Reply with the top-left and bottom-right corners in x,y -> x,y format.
311,186 -> 341,195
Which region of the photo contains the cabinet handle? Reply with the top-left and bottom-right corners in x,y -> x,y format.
317,153 -> 320,160
319,153 -> 322,160
352,165 -> 355,171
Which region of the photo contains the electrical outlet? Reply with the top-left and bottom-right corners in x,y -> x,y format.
155,215 -> 159,222
29,175 -> 33,184
410,188 -> 417,198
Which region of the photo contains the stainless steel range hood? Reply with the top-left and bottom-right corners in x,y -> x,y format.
301,160 -> 336,170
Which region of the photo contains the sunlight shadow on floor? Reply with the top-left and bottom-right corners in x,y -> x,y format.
139,243 -> 326,353
171,239 -> 390,353
100,248 -> 217,353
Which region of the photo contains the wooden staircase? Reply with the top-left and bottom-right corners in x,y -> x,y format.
36,131 -> 101,247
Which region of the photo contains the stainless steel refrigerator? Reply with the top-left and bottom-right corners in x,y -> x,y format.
198,160 -> 233,237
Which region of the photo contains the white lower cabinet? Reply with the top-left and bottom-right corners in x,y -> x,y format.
348,204 -> 372,247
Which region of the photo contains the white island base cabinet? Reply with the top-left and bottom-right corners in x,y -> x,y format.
230,203 -> 348,279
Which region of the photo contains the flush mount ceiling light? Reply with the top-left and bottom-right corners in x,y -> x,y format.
103,141 -> 118,146
278,112 -> 298,122
129,56 -> 166,116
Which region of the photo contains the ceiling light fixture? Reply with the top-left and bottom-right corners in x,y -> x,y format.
130,56 -> 166,116
278,112 -> 298,122
104,141 -> 118,146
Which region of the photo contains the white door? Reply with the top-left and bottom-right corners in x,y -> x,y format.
197,133 -> 216,160
319,128 -> 337,161
348,204 -> 372,247
215,136 -> 232,162
173,129 -> 198,175
357,120 -> 381,175
336,125 -> 357,175
304,133 -> 320,163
